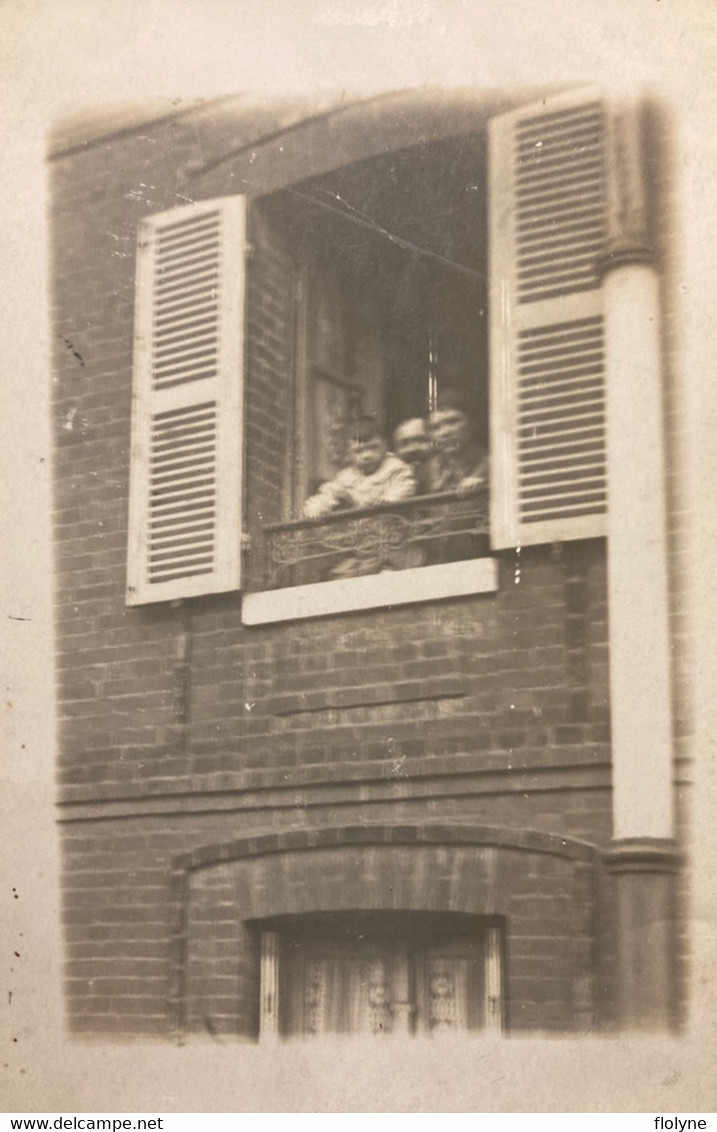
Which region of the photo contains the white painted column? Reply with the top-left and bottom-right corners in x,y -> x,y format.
601,97 -> 679,1032
603,262 -> 674,841
601,97 -> 674,843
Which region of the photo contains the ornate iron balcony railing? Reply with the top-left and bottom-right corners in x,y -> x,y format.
261,489 -> 490,589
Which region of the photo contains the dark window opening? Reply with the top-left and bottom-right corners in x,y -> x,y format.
255,134 -> 490,588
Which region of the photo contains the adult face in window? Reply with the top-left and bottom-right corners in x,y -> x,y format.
428,407 -> 472,457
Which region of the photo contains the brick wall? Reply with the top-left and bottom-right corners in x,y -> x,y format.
50,95 -> 642,1038
181,835 -> 598,1037
60,817 -> 602,1036
56,545 -> 610,798
50,103 -> 612,798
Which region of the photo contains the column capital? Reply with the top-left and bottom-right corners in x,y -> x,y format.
605,837 -> 682,874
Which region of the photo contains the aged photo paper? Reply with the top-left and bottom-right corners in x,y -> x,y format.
2,0 -> 717,1114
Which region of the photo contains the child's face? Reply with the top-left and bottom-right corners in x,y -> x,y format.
394,419 -> 432,464
349,436 -> 387,476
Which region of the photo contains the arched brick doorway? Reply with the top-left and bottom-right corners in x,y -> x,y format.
172,824 -> 599,1040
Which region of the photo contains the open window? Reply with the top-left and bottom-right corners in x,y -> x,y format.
126,88 -> 612,611
252,132 -> 492,595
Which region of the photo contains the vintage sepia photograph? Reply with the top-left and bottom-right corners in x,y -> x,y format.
3,0 -> 717,1115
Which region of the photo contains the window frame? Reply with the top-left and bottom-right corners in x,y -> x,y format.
242,556 -> 498,625
125,87 -> 620,613
258,914 -> 505,1040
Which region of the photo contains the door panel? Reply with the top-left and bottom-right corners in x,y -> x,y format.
284,941 -> 393,1036
414,949 -> 484,1034
276,916 -> 499,1038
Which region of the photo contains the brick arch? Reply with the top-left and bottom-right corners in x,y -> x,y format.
195,89 -> 531,198
173,822 -> 598,875
172,824 -> 600,1036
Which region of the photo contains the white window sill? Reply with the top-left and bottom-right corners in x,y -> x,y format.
242,558 -> 498,625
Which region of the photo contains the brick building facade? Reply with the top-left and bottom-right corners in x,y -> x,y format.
50,87 -> 685,1040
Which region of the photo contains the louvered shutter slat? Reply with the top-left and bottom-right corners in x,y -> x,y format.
490,90 -> 608,548
126,197 -> 246,604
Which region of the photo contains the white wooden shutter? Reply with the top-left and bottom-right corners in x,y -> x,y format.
489,89 -> 608,548
126,197 -> 246,604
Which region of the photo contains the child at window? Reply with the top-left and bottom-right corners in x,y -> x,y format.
303,416 -> 416,519
393,417 -> 433,495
